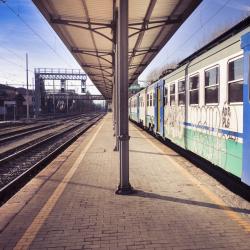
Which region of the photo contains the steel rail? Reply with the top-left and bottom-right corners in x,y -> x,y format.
0,115 -> 97,164
0,114 -> 90,145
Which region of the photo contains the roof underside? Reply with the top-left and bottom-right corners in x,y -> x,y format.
32,0 -> 201,99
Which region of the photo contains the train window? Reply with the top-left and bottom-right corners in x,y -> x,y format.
228,57 -> 243,103
189,74 -> 199,105
164,85 -> 168,105
205,66 -> 219,104
147,94 -> 149,106
178,80 -> 185,105
150,93 -> 152,106
170,83 -> 175,105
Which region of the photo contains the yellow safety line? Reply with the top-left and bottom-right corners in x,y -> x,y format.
14,117 -> 106,250
134,125 -> 250,232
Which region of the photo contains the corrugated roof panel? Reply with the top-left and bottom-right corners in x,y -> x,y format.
128,0 -> 149,20
86,0 -> 113,20
151,0 -> 177,18
50,0 -> 86,19
129,33 -> 140,51
130,54 -> 146,66
138,27 -> 162,49
92,33 -> 113,51
63,27 -> 94,49
77,54 -> 99,65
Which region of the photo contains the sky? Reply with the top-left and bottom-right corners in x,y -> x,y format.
0,0 -> 250,94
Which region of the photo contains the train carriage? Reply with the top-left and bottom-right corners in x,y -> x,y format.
129,17 -> 250,186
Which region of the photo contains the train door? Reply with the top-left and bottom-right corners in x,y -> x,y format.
159,80 -> 165,136
136,94 -> 140,123
154,84 -> 158,133
157,87 -> 161,132
153,80 -> 164,134
241,32 -> 250,186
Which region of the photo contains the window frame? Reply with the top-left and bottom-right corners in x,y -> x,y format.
150,93 -> 153,107
227,55 -> 243,105
164,83 -> 168,106
189,73 -> 199,106
204,64 -> 220,105
178,79 -> 186,106
170,82 -> 176,106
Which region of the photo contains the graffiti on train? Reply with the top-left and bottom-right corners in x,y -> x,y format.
164,102 -> 239,167
164,105 -> 185,139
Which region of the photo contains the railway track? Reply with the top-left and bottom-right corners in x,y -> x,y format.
0,114 -> 94,159
0,113 -> 90,143
0,123 -> 58,144
0,113 -> 104,205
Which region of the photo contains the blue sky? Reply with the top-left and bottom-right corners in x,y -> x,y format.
0,0 -> 250,93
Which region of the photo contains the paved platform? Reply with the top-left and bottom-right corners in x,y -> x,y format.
0,113 -> 250,250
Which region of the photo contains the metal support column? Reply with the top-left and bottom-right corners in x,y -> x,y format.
114,41 -> 119,151
113,81 -> 119,150
116,41 -> 120,151
112,72 -> 116,131
115,0 -> 134,195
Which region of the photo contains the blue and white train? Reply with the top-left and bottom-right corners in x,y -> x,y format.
129,17 -> 250,186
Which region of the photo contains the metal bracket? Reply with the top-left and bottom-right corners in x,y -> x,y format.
118,134 -> 130,141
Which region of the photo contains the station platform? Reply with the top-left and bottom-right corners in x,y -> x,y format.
0,113 -> 250,250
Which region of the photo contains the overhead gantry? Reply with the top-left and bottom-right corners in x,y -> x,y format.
32,0 -> 201,194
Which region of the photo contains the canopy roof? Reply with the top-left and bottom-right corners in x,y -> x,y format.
32,0 -> 201,99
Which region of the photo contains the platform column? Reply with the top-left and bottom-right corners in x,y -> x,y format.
114,40 -> 120,151
113,82 -> 119,152
112,82 -> 116,130
116,0 -> 133,194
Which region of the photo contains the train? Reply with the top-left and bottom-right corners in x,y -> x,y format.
129,16 -> 250,186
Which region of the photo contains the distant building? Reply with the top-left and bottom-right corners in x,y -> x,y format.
0,84 -> 34,120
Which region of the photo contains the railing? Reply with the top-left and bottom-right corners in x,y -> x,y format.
34,68 -> 83,75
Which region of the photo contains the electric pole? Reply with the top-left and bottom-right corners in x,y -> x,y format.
26,53 -> 29,120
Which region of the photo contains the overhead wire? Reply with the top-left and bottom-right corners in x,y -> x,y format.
164,0 -> 232,63
0,55 -> 34,74
0,0 -> 72,68
1,45 -> 25,62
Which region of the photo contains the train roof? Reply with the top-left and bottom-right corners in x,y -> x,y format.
178,15 -> 250,67
134,16 -> 250,92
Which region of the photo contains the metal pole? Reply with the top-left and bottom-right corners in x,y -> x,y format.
115,38 -> 120,151
66,80 -> 68,114
112,83 -> 116,129
115,0 -> 134,195
26,53 -> 29,120
53,80 -> 56,115
113,80 -> 118,151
